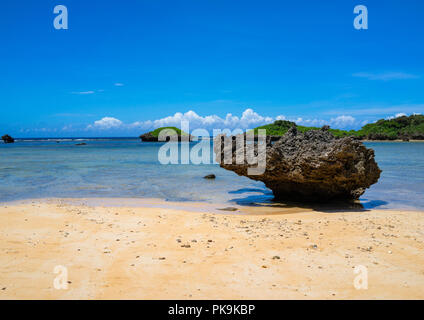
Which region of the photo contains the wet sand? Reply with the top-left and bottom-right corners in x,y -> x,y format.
0,199 -> 423,299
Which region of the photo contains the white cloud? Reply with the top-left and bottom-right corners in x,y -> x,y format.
62,125 -> 73,131
324,104 -> 424,116
72,91 -> 95,95
292,116 -> 355,128
86,109 -> 362,133
87,117 -> 123,130
130,109 -> 274,130
353,72 -> 419,81
386,112 -> 407,120
114,83 -> 124,87
294,117 -> 326,127
329,115 -> 356,127
385,112 -> 423,120
395,113 -> 407,118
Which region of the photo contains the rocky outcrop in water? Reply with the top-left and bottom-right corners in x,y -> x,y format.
140,132 -> 193,142
1,135 -> 15,144
140,132 -> 158,142
140,127 -> 193,142
214,126 -> 382,202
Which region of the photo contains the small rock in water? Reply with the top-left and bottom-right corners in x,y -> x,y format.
1,134 -> 14,144
203,174 -> 216,179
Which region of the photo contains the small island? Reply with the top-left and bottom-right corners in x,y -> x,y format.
139,127 -> 193,142
252,114 -> 424,141
1,134 -> 15,144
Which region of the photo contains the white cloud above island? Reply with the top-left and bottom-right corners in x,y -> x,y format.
85,109 -> 360,133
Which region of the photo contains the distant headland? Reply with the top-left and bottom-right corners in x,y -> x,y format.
251,114 -> 424,141
138,115 -> 424,142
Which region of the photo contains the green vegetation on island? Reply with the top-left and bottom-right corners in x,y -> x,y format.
148,127 -> 189,138
252,120 -> 356,138
140,127 -> 191,142
252,114 -> 424,141
356,114 -> 424,140
140,115 -> 424,142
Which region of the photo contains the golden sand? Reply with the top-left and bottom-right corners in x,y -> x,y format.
0,199 -> 423,299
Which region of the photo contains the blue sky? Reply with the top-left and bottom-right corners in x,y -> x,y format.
1,0 -> 423,137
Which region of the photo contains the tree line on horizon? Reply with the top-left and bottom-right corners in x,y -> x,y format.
138,114 -> 424,141
252,114 -> 424,141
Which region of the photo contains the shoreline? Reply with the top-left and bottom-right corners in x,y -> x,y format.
1,198 -> 423,299
5,137 -> 424,143
1,196 -> 422,213
361,139 -> 424,143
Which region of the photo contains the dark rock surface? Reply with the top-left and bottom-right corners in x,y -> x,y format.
203,174 -> 216,179
1,134 -> 15,143
214,126 -> 382,202
139,132 -> 158,142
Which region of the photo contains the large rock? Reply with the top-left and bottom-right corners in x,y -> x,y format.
1,134 -> 15,144
214,126 -> 382,202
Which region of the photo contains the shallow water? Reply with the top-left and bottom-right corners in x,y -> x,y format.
0,139 -> 423,210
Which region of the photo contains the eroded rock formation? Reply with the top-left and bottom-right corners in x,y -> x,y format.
1,135 -> 15,144
214,126 -> 382,202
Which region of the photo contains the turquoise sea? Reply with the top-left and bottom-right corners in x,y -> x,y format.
0,139 -> 423,210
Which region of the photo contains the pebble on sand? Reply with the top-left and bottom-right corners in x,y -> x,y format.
218,207 -> 238,212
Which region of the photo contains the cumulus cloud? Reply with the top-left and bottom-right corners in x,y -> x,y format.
294,118 -> 326,127
130,109 -> 274,130
87,117 -> 123,130
329,115 -> 356,127
293,115 -> 356,128
86,109 -> 362,133
353,72 -> 419,81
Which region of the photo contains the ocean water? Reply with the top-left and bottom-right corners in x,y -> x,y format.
0,139 -> 423,210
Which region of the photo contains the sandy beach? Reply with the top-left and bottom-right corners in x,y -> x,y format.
0,199 -> 423,300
